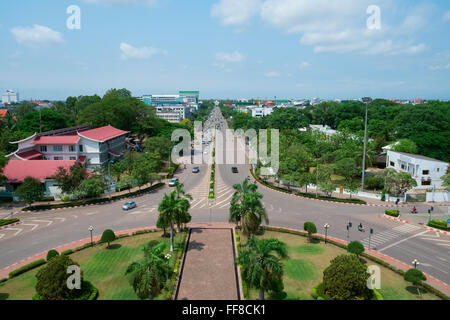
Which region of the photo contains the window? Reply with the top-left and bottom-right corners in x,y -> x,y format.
390,161 -> 395,167
79,145 -> 83,152
54,156 -> 63,160
437,168 -> 440,172
53,146 -> 63,152
401,164 -> 405,170
70,157 -> 76,160
69,145 -> 75,152
421,179 -> 431,186
422,170 -> 429,175
40,146 -> 47,152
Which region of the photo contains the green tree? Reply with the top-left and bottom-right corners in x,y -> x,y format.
347,241 -> 365,258
100,229 -> 116,248
344,180 -> 360,199
335,158 -> 360,184
441,174 -> 450,191
46,249 -> 59,262
125,242 -> 171,300
237,236 -> 288,300
230,179 -> 268,236
52,161 -> 88,195
110,161 -> 126,182
323,254 -> 370,300
75,176 -> 106,199
303,222 -> 317,242
144,136 -> 173,161
385,169 -> 417,196
15,177 -> 44,206
404,269 -> 427,297
158,191 -> 187,251
392,139 -> 418,154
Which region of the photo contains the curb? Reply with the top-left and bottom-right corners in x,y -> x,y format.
383,214 -> 449,236
423,225 -> 449,235
383,214 -> 409,224
0,221 -> 22,230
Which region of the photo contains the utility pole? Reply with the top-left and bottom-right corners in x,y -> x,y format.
361,97 -> 372,192
316,160 -> 319,198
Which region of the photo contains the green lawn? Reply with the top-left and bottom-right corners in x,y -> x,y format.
0,231 -> 185,300
239,231 -> 442,300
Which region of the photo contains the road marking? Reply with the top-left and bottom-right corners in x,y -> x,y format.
0,234 -> 4,239
21,223 -> 39,231
54,217 -> 66,222
84,212 -> 99,216
72,215 -> 78,219
378,230 -> 429,252
216,188 -> 234,199
149,208 -> 156,212
437,256 -> 448,262
31,220 -> 53,226
212,193 -> 233,208
3,227 -> 22,236
128,210 -> 142,215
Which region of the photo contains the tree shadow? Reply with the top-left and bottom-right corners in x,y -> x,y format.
255,228 -> 266,236
107,244 -> 122,250
405,285 -> 427,296
0,293 -> 9,300
190,229 -> 203,234
269,291 -> 287,300
359,257 -> 368,264
187,240 -> 205,252
309,238 -> 321,244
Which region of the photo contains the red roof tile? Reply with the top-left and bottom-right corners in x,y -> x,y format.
32,136 -> 80,145
0,110 -> 7,120
78,125 -> 128,142
16,150 -> 43,160
3,160 -> 76,183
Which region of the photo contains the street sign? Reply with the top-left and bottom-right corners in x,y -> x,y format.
447,219 -> 450,228
340,185 -> 343,194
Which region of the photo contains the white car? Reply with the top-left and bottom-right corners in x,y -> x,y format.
169,178 -> 179,187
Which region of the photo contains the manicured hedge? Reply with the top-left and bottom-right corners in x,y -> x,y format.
428,220 -> 449,231
0,278 -> 7,284
9,259 -> 46,278
61,249 -> 73,256
235,228 -> 248,300
311,282 -> 384,301
22,182 -> 164,212
250,169 -> 366,205
166,231 -> 188,300
385,209 -> 400,217
0,218 -> 20,227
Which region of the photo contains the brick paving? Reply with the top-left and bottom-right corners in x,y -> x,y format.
176,228 -> 239,300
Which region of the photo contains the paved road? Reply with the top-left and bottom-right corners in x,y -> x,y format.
1,106 -> 449,288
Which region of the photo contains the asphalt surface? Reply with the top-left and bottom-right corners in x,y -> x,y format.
1,106 -> 449,287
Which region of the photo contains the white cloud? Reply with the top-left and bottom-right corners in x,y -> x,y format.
299,61 -> 309,69
83,0 -> 157,5
215,51 -> 245,62
429,63 -> 450,71
211,0 -> 262,31
11,25 -> 63,46
266,71 -> 280,77
120,42 -> 163,60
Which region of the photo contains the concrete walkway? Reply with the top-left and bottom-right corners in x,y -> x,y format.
175,227 -> 240,300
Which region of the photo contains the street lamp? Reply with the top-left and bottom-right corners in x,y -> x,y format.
361,97 -> 372,193
88,226 -> 94,247
412,259 -> 420,269
323,223 -> 330,244
346,221 -> 352,240
369,228 -> 374,250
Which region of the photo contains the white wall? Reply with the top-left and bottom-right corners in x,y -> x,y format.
426,192 -> 450,203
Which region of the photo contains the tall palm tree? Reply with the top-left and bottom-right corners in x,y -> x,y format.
125,242 -> 171,300
174,181 -> 193,201
237,236 -> 288,300
230,179 -> 268,236
158,190 -> 189,251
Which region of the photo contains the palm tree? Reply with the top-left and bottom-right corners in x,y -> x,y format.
158,190 -> 189,251
174,181 -> 193,201
237,236 -> 288,300
125,242 -> 171,300
230,179 -> 268,236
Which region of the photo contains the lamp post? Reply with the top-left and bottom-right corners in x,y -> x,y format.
88,226 -> 94,247
315,160 -> 319,198
324,223 -> 330,244
346,221 -> 352,240
361,97 -> 372,192
412,259 -> 419,269
369,228 -> 374,250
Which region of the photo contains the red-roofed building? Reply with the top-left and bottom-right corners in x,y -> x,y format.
6,125 -> 129,168
0,109 -> 8,121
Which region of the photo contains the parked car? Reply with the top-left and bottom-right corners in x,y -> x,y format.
169,178 -> 179,187
122,201 -> 137,211
232,167 -> 238,173
192,167 -> 200,173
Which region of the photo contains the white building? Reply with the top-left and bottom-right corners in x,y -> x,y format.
251,107 -> 273,117
2,90 -> 19,104
155,105 -> 189,123
386,150 -> 449,189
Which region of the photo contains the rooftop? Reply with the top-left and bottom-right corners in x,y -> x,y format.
78,125 -> 129,142
0,109 -> 7,121
388,150 -> 449,164
32,136 -> 80,145
3,160 -> 76,183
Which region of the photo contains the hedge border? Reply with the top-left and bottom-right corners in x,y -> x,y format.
8,259 -> 46,278
166,230 -> 188,300
310,282 -> 384,300
22,182 -> 165,212
260,226 -> 450,300
0,218 -> 20,227
385,209 -> 400,218
250,169 -> 367,205
235,229 -> 249,300
427,220 -> 450,232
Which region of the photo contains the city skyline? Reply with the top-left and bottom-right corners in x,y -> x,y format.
1,0 -> 450,100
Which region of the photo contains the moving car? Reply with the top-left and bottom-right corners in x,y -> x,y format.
231,167 -> 238,173
192,167 -> 200,173
122,201 -> 137,211
169,178 -> 179,187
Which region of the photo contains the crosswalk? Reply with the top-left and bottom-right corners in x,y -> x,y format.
0,216 -> 74,241
361,224 -> 421,249
420,232 -> 450,248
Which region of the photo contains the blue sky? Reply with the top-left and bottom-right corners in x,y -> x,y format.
1,0 -> 450,100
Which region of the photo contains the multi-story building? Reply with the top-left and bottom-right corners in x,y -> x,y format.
2,90 -> 19,104
5,125 -> 129,168
155,105 -> 190,123
386,150 -> 449,189
141,91 -> 199,123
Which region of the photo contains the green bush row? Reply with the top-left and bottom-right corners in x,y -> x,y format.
428,220 -> 449,231
9,259 -> 46,278
166,231 -> 187,300
61,249 -> 73,256
22,183 -> 165,212
385,209 -> 400,217
0,218 -> 20,227
235,229 -> 249,300
0,278 -> 7,284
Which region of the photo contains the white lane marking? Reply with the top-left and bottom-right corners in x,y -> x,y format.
3,227 -> 22,236
31,220 -> 53,226
212,193 -> 234,208
378,230 -> 429,252
437,243 -> 450,247
128,210 -> 142,215
420,238 -> 450,243
21,223 -> 39,231
191,199 -> 206,209
149,208 -> 156,212
437,256 -> 448,262
0,234 -> 4,239
420,263 -> 449,274
199,203 -> 206,209
72,215 -> 78,219
54,217 -> 66,222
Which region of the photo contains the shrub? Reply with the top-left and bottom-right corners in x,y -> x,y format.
303,222 -> 317,242
347,241 -> 365,257
100,229 -> 116,248
61,249 -> 73,256
0,278 -> 8,284
46,249 -> 59,261
427,220 -> 449,231
9,259 -> 46,278
372,289 -> 384,300
323,254 -> 370,300
385,209 -> 400,217
0,218 -> 20,227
